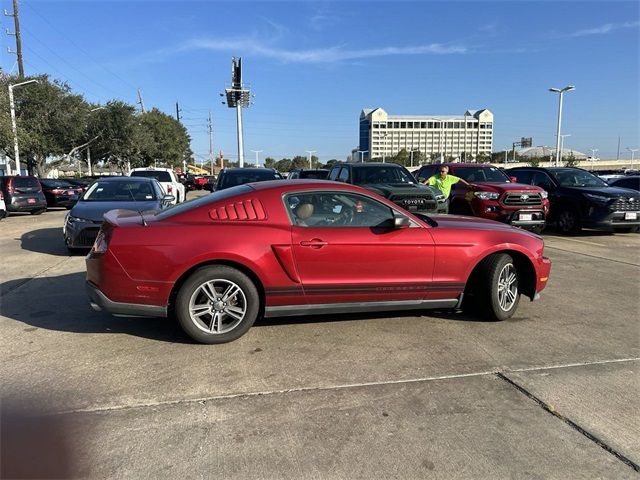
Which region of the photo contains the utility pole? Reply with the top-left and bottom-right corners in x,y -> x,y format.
4,0 -> 25,78
306,150 -> 316,169
208,111 -> 214,174
137,89 -> 146,113
175,101 -> 181,122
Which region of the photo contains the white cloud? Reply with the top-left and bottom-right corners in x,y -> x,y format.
567,21 -> 639,37
178,38 -> 467,63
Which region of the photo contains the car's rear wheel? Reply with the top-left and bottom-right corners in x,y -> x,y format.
30,208 -> 45,215
175,266 -> 259,344
556,206 -> 580,234
465,253 -> 520,321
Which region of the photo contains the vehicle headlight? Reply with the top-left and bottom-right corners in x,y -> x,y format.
473,191 -> 499,200
436,194 -> 446,203
540,191 -> 548,199
67,215 -> 91,224
583,193 -> 610,203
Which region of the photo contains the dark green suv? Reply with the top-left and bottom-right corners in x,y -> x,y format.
328,162 -> 447,214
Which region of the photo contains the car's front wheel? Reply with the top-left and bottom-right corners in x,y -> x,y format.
175,266 -> 259,344
465,253 -> 520,321
556,206 -> 581,234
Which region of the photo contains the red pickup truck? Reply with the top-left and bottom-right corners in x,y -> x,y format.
414,163 -> 550,233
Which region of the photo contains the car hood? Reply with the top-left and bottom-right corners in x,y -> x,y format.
363,183 -> 439,197
563,186 -> 638,198
69,200 -> 161,222
471,182 -> 543,193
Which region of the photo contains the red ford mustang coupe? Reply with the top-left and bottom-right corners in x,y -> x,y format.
86,180 -> 551,344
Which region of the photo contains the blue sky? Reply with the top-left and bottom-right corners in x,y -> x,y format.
1,0 -> 638,162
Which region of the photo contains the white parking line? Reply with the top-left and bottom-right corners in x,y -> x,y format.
546,236 -> 607,247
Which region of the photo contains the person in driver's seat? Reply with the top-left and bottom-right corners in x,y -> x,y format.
294,202 -> 314,226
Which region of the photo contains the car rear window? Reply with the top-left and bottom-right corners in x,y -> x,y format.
131,170 -> 172,182
155,184 -> 253,219
299,171 -> 329,180
12,177 -> 41,188
219,170 -> 280,189
452,167 -> 510,183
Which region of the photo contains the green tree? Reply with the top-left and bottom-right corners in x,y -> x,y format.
137,108 -> 192,168
389,148 -> 409,166
275,158 -> 292,172
87,100 -> 140,171
264,156 -> 276,169
0,74 -> 91,175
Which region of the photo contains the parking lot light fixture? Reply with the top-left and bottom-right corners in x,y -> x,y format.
549,85 -> 575,167
8,78 -> 39,175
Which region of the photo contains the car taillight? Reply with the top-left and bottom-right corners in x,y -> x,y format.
91,229 -> 112,255
51,188 -> 65,194
167,184 -> 173,193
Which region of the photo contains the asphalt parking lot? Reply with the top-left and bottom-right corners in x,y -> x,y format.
1,195 -> 639,479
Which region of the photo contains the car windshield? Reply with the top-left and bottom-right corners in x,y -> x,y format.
82,181 -> 157,201
12,177 -> 41,188
353,166 -> 415,184
219,170 -> 280,189
131,170 -> 172,182
551,169 -> 608,187
452,167 -> 510,183
155,184 -> 253,218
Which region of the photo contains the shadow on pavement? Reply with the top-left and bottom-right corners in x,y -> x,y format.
19,227 -> 70,256
0,272 -> 191,344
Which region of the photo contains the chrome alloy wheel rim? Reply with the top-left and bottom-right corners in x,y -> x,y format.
188,279 -> 247,334
497,263 -> 518,311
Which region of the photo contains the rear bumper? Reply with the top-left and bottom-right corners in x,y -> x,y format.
86,281 -> 167,317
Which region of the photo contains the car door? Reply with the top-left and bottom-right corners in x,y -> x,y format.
287,190 -> 435,305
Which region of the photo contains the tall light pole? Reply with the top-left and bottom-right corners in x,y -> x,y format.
8,78 -> 38,175
86,106 -> 104,176
628,148 -> 639,169
589,148 -> 598,171
504,147 -> 509,167
559,134 -> 571,164
357,150 -> 368,163
251,150 -> 263,168
549,85 -> 575,167
222,57 -> 251,168
305,150 -> 316,169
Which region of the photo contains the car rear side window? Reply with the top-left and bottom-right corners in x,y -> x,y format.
155,185 -> 253,219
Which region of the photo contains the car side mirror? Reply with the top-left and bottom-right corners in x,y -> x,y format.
393,214 -> 411,229
163,194 -> 176,203
510,176 -> 518,183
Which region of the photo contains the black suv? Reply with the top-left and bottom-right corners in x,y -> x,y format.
0,176 -> 47,215
215,168 -> 283,191
287,169 -> 330,180
328,162 -> 447,214
508,167 -> 640,234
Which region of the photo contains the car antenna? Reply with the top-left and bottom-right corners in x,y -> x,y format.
125,182 -> 148,226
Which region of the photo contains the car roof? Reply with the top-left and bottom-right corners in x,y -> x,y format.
130,167 -> 174,172
440,163 -> 493,168
94,176 -> 158,183
348,162 -> 405,168
221,168 -> 276,173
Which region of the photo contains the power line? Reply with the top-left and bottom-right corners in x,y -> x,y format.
23,1 -> 137,91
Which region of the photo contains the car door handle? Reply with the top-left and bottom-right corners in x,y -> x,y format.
300,239 -> 327,248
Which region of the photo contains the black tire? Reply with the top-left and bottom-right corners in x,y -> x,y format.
556,206 -> 581,235
175,266 -> 259,344
465,253 -> 520,321
449,201 -> 473,216
529,225 -> 545,235
30,208 -> 45,215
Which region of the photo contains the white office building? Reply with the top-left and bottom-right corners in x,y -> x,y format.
358,107 -> 494,162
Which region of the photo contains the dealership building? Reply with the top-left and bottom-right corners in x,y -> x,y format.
358,107 -> 494,162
